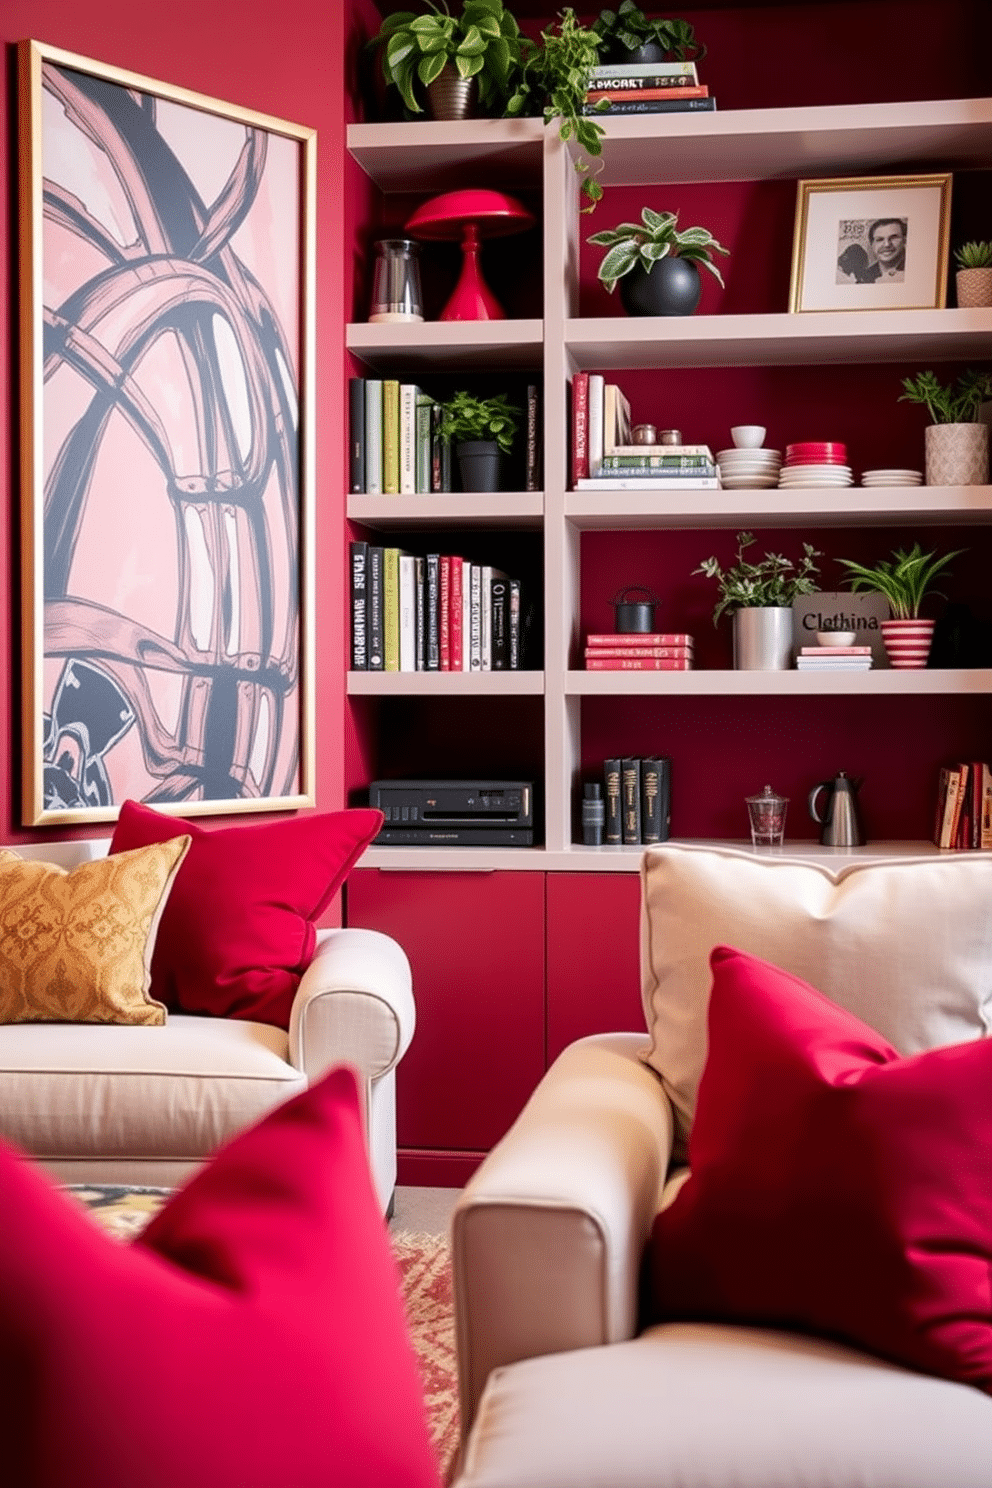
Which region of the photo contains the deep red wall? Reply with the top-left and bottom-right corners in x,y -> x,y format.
0,1 -> 345,847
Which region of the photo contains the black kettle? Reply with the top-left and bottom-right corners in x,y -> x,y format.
808,771 -> 865,847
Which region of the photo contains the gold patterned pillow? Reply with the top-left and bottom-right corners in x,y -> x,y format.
0,839 -> 190,1026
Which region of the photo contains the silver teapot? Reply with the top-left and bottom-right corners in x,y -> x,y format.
808,771 -> 865,847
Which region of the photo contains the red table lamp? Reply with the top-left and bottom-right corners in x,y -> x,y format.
405,189 -> 535,321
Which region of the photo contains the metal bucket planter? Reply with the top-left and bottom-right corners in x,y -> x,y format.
733,607 -> 794,670
426,65 -> 477,121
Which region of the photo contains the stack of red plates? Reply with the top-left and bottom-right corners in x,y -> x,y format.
780,441 -> 852,488
784,441 -> 848,465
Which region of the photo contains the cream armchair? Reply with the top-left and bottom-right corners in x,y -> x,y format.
0,838 -> 414,1212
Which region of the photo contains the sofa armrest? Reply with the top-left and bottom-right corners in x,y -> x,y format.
451,1032 -> 674,1435
287,928 -> 415,1084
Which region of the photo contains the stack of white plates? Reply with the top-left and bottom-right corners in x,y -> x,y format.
779,462 -> 853,488
716,448 -> 782,490
861,468 -> 924,487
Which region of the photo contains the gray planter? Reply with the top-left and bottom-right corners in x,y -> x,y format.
456,440 -> 501,492
733,607 -> 794,670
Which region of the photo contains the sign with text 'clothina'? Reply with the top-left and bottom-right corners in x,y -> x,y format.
792,591 -> 891,667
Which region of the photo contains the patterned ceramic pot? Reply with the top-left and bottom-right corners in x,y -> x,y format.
426,65 -> 477,121
955,267 -> 992,308
924,423 -> 989,487
880,618 -> 935,669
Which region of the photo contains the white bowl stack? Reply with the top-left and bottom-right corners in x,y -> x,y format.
717,428 -> 781,489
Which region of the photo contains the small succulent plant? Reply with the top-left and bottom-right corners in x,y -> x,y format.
954,240 -> 992,270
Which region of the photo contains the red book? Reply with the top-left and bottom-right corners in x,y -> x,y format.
572,372 -> 589,484
585,656 -> 694,671
449,556 -> 464,671
587,84 -> 709,102
439,556 -> 451,671
584,645 -> 693,659
586,632 -> 693,646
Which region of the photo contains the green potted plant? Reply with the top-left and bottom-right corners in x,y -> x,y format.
587,207 -> 729,316
368,0 -> 524,121
693,531 -> 822,670
595,2 -> 705,64
835,542 -> 967,668
505,9 -> 609,211
440,389 -> 521,491
954,240 -> 992,308
898,368 -> 992,486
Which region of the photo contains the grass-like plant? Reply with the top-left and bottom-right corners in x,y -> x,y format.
595,3 -> 705,62
369,0 -> 524,116
835,542 -> 966,619
898,368 -> 992,424
693,531 -> 822,624
439,390 -> 521,452
954,240 -> 992,270
588,207 -> 729,293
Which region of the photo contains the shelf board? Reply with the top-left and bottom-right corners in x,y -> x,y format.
347,319 -> 544,372
348,671 -> 545,696
566,484 -> 992,529
567,668 -> 992,695
347,117 -> 545,193
349,492 -> 544,529
566,308 -> 992,370
590,97 -> 992,187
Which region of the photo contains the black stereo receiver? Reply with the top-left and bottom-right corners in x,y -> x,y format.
368,780 -> 534,846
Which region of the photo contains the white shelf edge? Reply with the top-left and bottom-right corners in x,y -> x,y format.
349,492 -> 544,527
566,669 -> 992,696
348,671 -> 545,696
565,485 -> 992,529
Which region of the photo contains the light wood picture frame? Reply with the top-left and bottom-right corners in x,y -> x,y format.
789,173 -> 952,314
17,40 -> 316,825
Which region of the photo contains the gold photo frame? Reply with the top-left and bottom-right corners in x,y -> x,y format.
789,173 -> 952,314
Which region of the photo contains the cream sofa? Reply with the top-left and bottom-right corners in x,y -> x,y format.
0,837 -> 414,1212
450,844 -> 992,1487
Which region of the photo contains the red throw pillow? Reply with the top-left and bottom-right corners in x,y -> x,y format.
110,800 -> 382,1027
0,1066 -> 440,1488
650,945 -> 992,1394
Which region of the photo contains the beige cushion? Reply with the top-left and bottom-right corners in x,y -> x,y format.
0,840 -> 190,1026
455,1322 -> 992,1488
640,844 -> 992,1157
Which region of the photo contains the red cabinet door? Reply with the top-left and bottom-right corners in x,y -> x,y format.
546,873 -> 644,1063
346,869 -> 546,1162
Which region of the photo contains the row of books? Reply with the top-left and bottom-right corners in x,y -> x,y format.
349,541 -> 526,671
604,756 -> 672,844
581,59 -> 717,115
570,373 -> 719,489
584,631 -> 695,672
933,761 -> 992,850
348,378 -> 541,495
795,645 -> 873,672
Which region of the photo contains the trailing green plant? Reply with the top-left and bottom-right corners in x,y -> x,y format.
595,2 -> 705,62
588,207 -> 729,293
954,240 -> 992,270
898,368 -> 992,424
693,532 -> 822,624
505,9 -> 609,211
835,542 -> 966,620
439,390 -> 521,452
369,0 -> 524,116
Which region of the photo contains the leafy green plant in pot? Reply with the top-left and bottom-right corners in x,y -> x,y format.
898,368 -> 992,486
693,531 -> 822,670
440,390 -> 521,491
588,207 -> 729,316
954,241 -> 992,308
836,542 -> 967,669
595,2 -> 706,64
369,0 -> 524,121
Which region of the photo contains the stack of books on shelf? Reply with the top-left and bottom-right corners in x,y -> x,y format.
582,60 -> 717,115
603,756 -> 672,844
794,646 -> 873,672
349,377 -> 541,495
933,761 -> 992,850
571,373 -> 719,490
584,632 -> 694,671
350,541 -> 527,672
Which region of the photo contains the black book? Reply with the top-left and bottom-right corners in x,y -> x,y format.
641,756 -> 672,844
491,572 -> 510,670
425,553 -> 440,670
349,540 -> 368,670
349,377 -> 365,493
367,544 -> 385,671
525,384 -> 541,492
414,555 -> 426,672
622,758 -> 642,844
604,758 -> 622,844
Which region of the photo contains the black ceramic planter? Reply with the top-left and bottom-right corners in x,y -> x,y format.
456,440 -> 501,492
616,42 -> 666,63
618,257 -> 702,317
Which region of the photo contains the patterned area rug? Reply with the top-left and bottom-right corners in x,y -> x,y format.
66,1185 -> 460,1477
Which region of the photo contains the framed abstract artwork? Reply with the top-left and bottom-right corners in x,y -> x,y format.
789,173 -> 952,313
17,40 -> 316,825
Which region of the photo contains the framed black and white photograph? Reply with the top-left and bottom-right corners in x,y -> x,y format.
789,173 -> 952,313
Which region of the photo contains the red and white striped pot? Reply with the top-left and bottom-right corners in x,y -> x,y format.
879,618 -> 935,669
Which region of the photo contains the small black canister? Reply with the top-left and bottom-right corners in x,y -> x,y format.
582,782 -> 605,845
612,586 -> 660,634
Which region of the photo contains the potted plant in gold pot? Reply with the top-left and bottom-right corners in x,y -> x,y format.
898,368 -> 992,486
836,541 -> 966,669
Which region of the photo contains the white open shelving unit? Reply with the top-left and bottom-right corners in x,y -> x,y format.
345,97 -> 992,870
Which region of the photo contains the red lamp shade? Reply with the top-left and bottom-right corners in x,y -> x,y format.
405,189 -> 535,321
